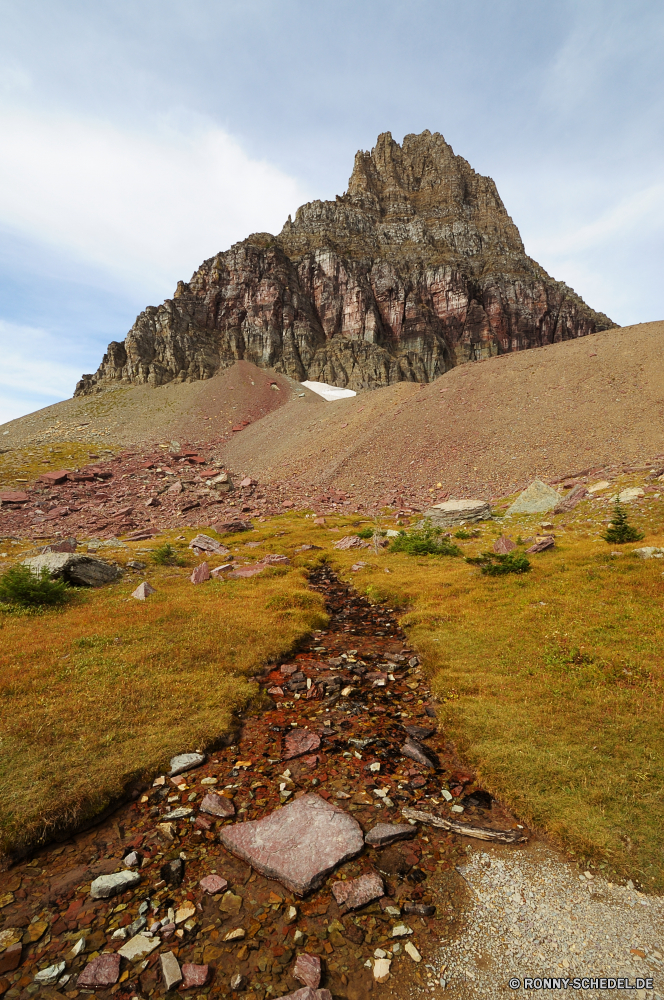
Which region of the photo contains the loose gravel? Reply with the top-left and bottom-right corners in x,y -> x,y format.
428,843 -> 663,999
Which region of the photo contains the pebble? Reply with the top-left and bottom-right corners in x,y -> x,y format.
33,960 -> 65,984
293,952 -> 322,988
89,869 -> 141,899
168,751 -> 206,776
77,953 -> 121,987
117,931 -> 161,961
159,950 -> 182,990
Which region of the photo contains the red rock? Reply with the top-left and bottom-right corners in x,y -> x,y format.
0,945 -> 21,975
211,519 -> 252,534
283,729 -> 321,760
268,686 -> 284,697
219,793 -> 364,896
199,874 -> 228,894
293,953 -> 321,989
259,553 -> 291,566
331,872 -> 384,910
493,535 -> 515,554
526,535 -> 555,553
181,963 -> 209,988
227,564 -> 264,578
190,562 -> 210,584
240,477 -> 258,488
333,536 -> 365,550
77,953 -> 121,987
0,491 -> 29,503
365,823 -> 416,847
199,792 -> 235,819
271,988 -> 331,1000
43,537 -> 78,553
194,814 -> 212,831
280,664 -> 299,675
39,470 -> 69,484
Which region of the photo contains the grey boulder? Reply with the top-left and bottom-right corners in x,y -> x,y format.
90,870 -> 141,899
422,499 -> 491,527
22,552 -> 122,587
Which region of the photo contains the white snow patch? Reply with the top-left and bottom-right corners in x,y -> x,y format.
301,380 -> 357,401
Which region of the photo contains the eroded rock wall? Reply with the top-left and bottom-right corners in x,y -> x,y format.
76,131 -> 615,396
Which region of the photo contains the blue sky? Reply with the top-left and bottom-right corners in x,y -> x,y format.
0,0 -> 662,422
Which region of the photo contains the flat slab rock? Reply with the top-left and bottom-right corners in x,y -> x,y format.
219,793 -> 364,896
283,729 -> 321,760
365,823 -> 416,847
77,953 -> 121,987
22,552 -> 122,587
169,752 -> 205,776
423,498 -> 491,527
293,953 -> 322,988
331,872 -> 384,910
200,792 -> 235,818
89,870 -> 141,899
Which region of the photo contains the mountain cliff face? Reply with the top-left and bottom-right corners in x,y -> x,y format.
75,131 -> 615,396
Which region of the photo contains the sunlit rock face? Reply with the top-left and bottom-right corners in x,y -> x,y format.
75,131 -> 615,397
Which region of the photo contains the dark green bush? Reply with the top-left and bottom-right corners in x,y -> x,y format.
466,551 -> 531,576
390,521 -> 461,557
603,501 -> 644,544
454,528 -> 480,539
0,565 -> 70,607
356,528 -> 375,539
152,543 -> 186,566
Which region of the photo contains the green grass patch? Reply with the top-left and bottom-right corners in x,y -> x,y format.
389,521 -> 462,557
0,565 -> 71,607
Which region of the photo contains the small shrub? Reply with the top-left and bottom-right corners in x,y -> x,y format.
390,521 -> 461,558
603,501 -> 644,544
356,528 -> 374,539
0,565 -> 70,607
466,551 -> 531,576
152,543 -> 186,566
454,528 -> 480,540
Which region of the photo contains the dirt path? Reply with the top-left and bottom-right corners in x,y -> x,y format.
0,569 -> 525,999
1,570 -> 660,1000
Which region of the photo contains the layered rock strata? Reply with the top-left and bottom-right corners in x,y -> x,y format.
76,131 -> 615,396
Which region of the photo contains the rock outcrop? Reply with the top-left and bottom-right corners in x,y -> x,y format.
76,131 -> 615,396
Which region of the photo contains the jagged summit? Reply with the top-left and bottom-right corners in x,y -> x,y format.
278,131 -> 526,266
76,131 -> 615,397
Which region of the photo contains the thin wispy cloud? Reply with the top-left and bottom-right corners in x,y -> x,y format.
0,103 -> 310,294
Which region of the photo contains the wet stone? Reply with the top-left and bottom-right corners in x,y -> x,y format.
118,932 -> 160,961
403,724 -> 436,740
219,793 -> 364,896
89,869 -> 141,899
160,858 -> 184,886
182,963 -> 209,988
199,874 -> 228,894
401,736 -> 440,770
160,951 -> 182,990
293,952 -> 322,989
283,729 -> 322,760
365,823 -> 416,847
77,953 -> 121,987
279,990 -> 333,1000
332,872 -> 384,911
200,791 -> 235,818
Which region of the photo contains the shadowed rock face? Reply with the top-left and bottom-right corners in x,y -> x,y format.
75,131 -> 615,396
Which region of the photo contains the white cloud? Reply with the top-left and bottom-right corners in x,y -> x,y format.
0,103 -> 310,296
0,320 -> 83,423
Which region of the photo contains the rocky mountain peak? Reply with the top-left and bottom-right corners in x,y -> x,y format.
75,131 -> 616,398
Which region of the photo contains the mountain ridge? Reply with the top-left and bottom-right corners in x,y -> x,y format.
75,130 -> 615,397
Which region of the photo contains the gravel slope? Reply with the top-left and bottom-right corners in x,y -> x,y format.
221,321 -> 664,499
437,843 -> 663,1000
